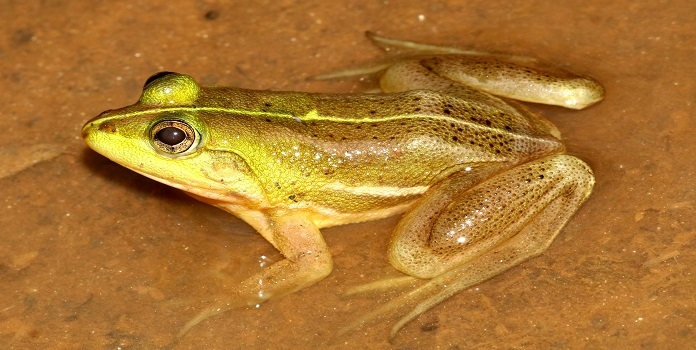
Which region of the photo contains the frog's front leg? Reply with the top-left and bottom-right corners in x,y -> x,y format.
181,210 -> 332,335
346,154 -> 594,337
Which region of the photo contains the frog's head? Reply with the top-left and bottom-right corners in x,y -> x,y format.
82,72 -> 263,205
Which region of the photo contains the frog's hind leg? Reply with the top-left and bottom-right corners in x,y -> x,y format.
418,55 -> 604,109
344,155 -> 594,338
365,32 -> 604,110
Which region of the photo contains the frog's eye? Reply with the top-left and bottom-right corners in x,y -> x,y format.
143,71 -> 177,89
139,72 -> 200,106
150,120 -> 200,155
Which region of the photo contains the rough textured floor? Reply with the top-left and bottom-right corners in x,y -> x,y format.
1,1 -> 694,349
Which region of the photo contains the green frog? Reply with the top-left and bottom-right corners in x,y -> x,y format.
82,32 -> 602,337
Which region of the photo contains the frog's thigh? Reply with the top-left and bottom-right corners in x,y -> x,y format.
420,56 -> 604,109
388,154 -> 594,280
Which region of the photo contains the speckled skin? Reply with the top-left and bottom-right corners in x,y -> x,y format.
82,34 -> 603,338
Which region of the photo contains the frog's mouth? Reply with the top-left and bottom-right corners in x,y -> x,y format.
126,166 -> 254,205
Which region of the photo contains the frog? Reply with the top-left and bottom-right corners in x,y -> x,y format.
81,32 -> 603,338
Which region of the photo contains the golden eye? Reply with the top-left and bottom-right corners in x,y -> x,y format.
150,120 -> 198,154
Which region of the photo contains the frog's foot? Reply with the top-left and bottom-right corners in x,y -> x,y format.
310,32 -> 494,81
337,272 -> 448,338
178,280 -> 279,337
310,62 -> 394,81
342,230 -> 552,339
343,155 -> 594,338
365,31 -> 499,57
343,276 -> 419,297
179,211 -> 334,337
311,32 -> 538,81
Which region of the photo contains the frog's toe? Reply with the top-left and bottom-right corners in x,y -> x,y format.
337,276 -> 444,339
343,276 -> 418,297
178,298 -> 247,337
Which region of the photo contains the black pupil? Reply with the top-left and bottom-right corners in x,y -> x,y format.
156,127 -> 186,145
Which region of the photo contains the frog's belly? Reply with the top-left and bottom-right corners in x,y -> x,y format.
288,182 -> 430,228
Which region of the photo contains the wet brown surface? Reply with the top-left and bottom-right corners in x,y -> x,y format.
1,1 -> 695,349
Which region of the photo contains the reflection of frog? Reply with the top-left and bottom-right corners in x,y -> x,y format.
82,33 -> 602,337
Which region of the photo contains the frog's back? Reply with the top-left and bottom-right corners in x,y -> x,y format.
310,89 -> 564,158
198,87 -> 563,219
202,87 -> 564,175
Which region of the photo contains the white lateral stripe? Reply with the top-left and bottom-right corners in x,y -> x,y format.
323,181 -> 428,197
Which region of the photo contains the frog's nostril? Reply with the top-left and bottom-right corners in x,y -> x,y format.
98,122 -> 117,133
